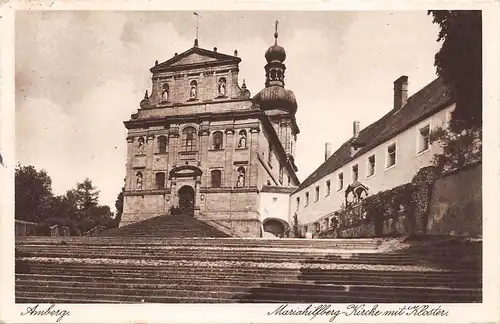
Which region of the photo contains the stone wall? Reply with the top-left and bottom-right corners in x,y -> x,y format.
426,163 -> 482,237
315,163 -> 481,239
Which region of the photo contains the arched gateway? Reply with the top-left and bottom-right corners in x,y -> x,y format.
263,218 -> 290,238
178,185 -> 195,216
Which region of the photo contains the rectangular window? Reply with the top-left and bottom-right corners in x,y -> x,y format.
155,173 -> 165,190
272,197 -> 278,202
337,172 -> 344,191
352,164 -> 359,182
315,186 -> 320,202
287,175 -> 291,186
417,124 -> 430,154
279,165 -> 284,184
305,192 -> 309,206
325,180 -> 331,196
367,155 -> 375,177
386,143 -> 397,168
296,197 -> 300,210
210,170 -> 222,188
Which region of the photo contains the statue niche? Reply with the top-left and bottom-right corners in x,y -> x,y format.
237,130 -> 247,148
136,172 -> 143,190
137,137 -> 145,155
189,80 -> 197,99
236,166 -> 246,187
218,77 -> 226,97
161,83 -> 169,102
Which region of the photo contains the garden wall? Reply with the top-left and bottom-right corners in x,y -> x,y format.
426,163 -> 482,237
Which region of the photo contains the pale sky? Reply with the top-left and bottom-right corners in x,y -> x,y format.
15,11 -> 441,210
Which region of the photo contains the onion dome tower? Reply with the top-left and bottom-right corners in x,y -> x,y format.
253,21 -> 297,115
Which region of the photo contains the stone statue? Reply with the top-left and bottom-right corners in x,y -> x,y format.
238,133 -> 247,148
136,173 -> 143,190
137,137 -> 145,154
190,82 -> 197,99
236,170 -> 245,187
218,78 -> 226,96
162,86 -> 168,102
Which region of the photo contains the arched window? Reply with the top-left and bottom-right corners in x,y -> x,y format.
236,166 -> 246,187
189,80 -> 197,99
270,69 -> 277,80
155,172 -> 165,189
182,126 -> 197,152
135,172 -> 143,190
137,137 -> 145,155
211,170 -> 222,188
237,130 -> 247,148
212,131 -> 223,150
157,136 -> 168,154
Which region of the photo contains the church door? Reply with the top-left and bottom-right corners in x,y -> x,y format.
178,185 -> 195,216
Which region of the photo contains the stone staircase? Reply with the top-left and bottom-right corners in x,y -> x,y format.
101,214 -> 231,238
15,236 -> 481,303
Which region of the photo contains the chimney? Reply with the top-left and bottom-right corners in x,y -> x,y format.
325,142 -> 332,161
213,47 -> 217,52
194,39 -> 199,47
234,50 -> 238,57
353,121 -> 360,139
393,75 -> 408,110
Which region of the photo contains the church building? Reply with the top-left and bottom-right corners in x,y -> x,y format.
121,26 -> 300,237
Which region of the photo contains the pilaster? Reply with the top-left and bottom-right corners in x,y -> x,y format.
224,128 -> 235,187
168,125 -> 179,173
126,136 -> 134,191
249,126 -> 260,187
199,128 -> 210,187
145,134 -> 155,189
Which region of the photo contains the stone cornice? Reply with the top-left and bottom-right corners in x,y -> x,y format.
124,109 -> 262,129
199,186 -> 259,194
124,188 -> 172,196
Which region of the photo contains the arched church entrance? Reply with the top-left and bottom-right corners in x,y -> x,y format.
262,218 -> 289,238
178,185 -> 195,216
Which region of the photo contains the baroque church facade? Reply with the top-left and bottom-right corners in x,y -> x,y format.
121,29 -> 300,237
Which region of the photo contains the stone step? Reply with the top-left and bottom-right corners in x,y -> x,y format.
16,237 -> 381,247
15,283 -> 481,303
20,263 -> 480,280
16,270 -> 479,288
16,252 -> 479,268
16,273 -> 480,289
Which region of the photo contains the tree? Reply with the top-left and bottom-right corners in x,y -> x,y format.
50,193 -> 79,220
72,178 -> 100,219
429,126 -> 482,172
114,187 -> 125,227
428,10 -> 482,132
428,10 -> 482,172
15,164 -> 54,222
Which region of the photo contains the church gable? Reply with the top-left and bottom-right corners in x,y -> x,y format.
170,53 -> 218,66
151,46 -> 241,73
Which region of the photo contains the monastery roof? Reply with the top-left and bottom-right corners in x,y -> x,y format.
295,77 -> 453,192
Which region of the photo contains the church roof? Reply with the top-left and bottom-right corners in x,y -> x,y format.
151,44 -> 241,73
295,77 -> 453,192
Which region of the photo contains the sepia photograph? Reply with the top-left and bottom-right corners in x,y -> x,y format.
2,5 -> 496,323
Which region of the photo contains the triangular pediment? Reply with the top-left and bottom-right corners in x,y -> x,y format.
151,46 -> 241,72
170,53 -> 218,66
